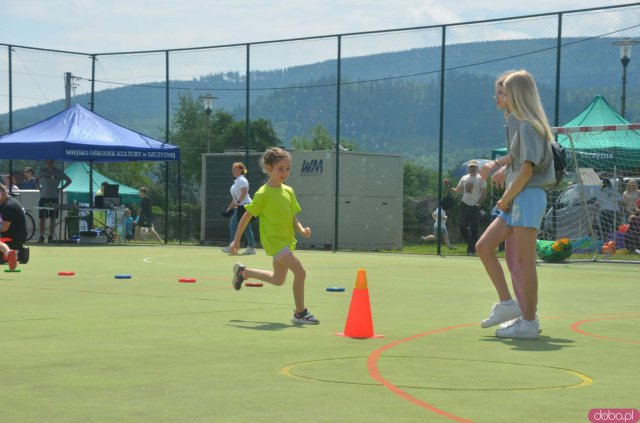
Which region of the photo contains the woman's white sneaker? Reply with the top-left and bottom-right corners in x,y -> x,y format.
501,313 -> 542,333
495,317 -> 539,339
481,302 -> 522,328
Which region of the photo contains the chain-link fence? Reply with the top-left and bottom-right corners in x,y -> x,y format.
1,4 -> 639,255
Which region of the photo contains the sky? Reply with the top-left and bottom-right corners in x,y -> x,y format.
0,0 -> 632,53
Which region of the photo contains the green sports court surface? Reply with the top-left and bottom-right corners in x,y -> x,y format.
1,245 -> 637,422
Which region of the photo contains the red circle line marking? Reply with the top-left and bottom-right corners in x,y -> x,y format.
367,323 -> 476,423
570,315 -> 640,344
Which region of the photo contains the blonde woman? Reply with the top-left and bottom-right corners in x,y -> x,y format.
476,70 -> 556,339
480,70 -> 526,332
480,70 -> 545,333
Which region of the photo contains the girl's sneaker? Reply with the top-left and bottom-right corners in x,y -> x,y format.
241,247 -> 256,255
291,308 -> 320,325
231,262 -> 246,290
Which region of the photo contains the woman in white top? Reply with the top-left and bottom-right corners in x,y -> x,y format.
223,162 -> 256,255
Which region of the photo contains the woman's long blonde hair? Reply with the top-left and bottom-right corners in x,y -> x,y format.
504,70 -> 553,143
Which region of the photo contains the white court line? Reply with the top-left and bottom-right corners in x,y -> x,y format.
143,255 -> 172,264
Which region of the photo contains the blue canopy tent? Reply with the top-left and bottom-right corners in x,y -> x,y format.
0,104 -> 180,241
0,104 -> 179,162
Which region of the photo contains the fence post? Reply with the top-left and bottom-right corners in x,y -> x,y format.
334,35 -> 342,252
437,26 -> 447,256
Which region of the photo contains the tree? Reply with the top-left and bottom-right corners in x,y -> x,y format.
169,93 -> 282,189
220,118 -> 280,152
290,123 -> 358,150
250,119 -> 281,151
403,161 -> 440,198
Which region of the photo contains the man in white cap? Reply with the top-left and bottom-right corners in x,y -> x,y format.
444,160 -> 487,255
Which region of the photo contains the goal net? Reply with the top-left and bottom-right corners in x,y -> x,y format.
541,123 -> 640,260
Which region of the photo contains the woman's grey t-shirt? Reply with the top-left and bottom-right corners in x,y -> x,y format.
505,114 -> 556,190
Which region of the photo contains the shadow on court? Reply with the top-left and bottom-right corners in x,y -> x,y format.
480,335 -> 576,351
227,319 -> 303,331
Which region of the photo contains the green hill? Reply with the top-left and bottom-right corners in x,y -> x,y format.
2,37 -> 635,158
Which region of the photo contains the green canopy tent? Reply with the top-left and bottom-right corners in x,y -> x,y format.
64,162 -> 139,206
492,95 -> 640,173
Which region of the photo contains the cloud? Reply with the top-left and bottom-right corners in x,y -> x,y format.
0,0 -> 632,53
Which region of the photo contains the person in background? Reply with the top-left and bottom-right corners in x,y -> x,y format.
96,181 -> 109,197
622,178 -> 639,218
93,181 -> 109,229
0,188 -> 18,270
123,208 -> 135,241
595,178 -> 622,241
19,167 -> 37,190
3,175 -> 20,193
134,187 -> 162,242
444,160 -> 487,256
222,162 -> 256,255
36,159 -> 72,243
0,231 -> 17,271
624,212 -> 640,253
420,205 -> 456,249
0,183 -> 27,268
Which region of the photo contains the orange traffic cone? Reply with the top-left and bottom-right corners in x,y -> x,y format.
336,269 -> 383,339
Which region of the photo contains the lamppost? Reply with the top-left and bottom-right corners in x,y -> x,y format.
612,39 -> 640,119
198,93 -> 218,152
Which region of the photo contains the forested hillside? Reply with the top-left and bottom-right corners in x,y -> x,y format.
2,37 -> 635,162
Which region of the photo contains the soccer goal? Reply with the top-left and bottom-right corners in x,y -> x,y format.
540,123 -> 640,261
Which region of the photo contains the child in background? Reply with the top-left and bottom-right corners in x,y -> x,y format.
123,208 -> 134,241
420,206 -> 456,249
476,70 -> 556,339
230,147 -> 319,325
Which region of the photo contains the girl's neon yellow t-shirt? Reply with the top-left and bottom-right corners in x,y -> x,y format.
243,184 -> 301,256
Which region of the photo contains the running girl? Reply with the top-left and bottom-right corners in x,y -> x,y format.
229,147 -> 319,325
